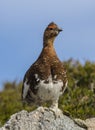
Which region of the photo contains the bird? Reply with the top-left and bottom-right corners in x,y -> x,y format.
22,22 -> 68,116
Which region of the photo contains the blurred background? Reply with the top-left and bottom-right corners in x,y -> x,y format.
0,0 -> 95,89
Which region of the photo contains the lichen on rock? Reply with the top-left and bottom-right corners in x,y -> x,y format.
0,107 -> 86,130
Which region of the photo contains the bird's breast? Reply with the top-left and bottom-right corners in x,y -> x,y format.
35,75 -> 63,101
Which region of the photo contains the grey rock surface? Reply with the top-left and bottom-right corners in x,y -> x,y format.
0,107 -> 86,130
74,118 -> 95,130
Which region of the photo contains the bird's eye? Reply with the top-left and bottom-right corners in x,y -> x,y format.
49,28 -> 53,30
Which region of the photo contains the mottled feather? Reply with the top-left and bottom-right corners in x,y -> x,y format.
22,22 -> 68,107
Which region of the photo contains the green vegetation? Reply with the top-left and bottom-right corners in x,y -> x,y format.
0,59 -> 95,125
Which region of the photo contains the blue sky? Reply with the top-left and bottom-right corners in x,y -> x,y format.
0,0 -> 95,89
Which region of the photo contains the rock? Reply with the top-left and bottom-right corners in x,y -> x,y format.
0,107 -> 86,130
74,118 -> 95,130
85,118 -> 95,130
74,118 -> 88,129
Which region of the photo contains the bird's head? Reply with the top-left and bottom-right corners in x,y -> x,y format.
43,22 -> 62,43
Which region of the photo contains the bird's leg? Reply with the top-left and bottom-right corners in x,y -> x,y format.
49,99 -> 63,118
50,99 -> 58,109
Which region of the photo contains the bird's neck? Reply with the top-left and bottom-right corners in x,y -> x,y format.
42,38 -> 57,58
43,37 -> 55,48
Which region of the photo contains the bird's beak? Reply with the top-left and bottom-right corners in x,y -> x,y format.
58,28 -> 63,32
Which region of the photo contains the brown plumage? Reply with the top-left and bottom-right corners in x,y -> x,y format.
22,22 -> 68,114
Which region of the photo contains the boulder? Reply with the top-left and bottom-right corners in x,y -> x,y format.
0,107 -> 86,130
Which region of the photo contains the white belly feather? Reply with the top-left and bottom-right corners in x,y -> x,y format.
37,79 -> 63,101
23,75 -> 64,102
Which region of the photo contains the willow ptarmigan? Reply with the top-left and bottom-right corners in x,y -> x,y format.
22,22 -> 68,115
